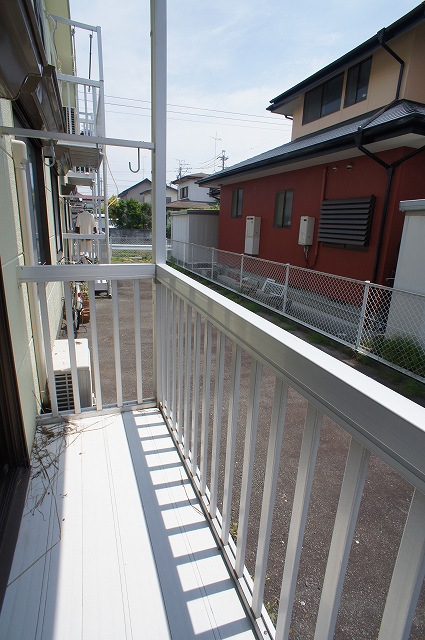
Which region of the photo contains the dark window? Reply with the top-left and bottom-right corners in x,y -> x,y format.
344,57 -> 372,107
303,73 -> 344,124
24,142 -> 51,264
318,196 -> 375,247
274,190 -> 293,228
50,168 -> 63,255
180,186 -> 188,199
231,188 -> 243,218
15,114 -> 51,265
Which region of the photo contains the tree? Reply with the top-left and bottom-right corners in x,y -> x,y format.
108,197 -> 152,229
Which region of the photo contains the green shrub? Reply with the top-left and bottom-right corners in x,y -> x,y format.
372,335 -> 425,377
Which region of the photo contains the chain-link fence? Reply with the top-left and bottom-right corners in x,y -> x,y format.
110,232 -> 152,262
168,240 -> 425,383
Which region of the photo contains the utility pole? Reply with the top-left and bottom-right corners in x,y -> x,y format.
210,132 -> 221,171
218,149 -> 228,171
175,159 -> 190,180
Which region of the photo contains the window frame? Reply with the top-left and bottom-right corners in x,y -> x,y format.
303,73 -> 344,124
231,188 -> 243,218
273,189 -> 294,228
344,57 -> 372,108
180,186 -> 188,199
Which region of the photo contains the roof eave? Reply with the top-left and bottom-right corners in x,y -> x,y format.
199,114 -> 425,186
268,2 -> 425,114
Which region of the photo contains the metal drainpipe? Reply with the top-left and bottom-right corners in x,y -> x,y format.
353,33 -> 406,283
11,139 -> 47,404
373,165 -> 394,283
377,29 -> 405,100
355,135 -> 425,282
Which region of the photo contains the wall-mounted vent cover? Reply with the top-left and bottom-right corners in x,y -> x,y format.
318,196 -> 375,246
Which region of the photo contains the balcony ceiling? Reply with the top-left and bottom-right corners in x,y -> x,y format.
58,142 -> 102,173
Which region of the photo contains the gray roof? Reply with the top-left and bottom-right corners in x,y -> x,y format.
199,100 -> 425,185
268,3 -> 425,114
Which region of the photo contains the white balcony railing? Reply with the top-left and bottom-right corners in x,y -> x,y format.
17,262 -> 425,639
63,232 -> 108,264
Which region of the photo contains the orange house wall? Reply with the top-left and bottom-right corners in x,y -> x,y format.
217,149 -> 425,285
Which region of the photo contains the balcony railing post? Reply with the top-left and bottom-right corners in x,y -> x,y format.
314,439 -> 370,639
221,344 -> 242,541
275,404 -> 322,639
356,280 -> 370,350
252,378 -> 288,618
378,488 -> 425,640
235,359 -> 262,577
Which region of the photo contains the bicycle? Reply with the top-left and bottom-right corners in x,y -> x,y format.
71,281 -> 83,333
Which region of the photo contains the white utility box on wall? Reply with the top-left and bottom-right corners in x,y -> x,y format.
245,216 -> 261,255
298,216 -> 315,245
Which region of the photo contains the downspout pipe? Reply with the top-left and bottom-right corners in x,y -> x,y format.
11,139 -> 47,405
377,29 -> 405,100
354,131 -> 425,282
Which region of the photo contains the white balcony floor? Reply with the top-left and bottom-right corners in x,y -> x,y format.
1,408 -> 256,640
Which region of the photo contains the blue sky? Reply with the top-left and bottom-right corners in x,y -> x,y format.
69,0 -> 420,195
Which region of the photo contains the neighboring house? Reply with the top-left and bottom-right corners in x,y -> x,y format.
119,178 -> 177,204
169,173 -> 217,210
200,5 -> 425,286
0,0 -> 106,602
118,178 -> 152,201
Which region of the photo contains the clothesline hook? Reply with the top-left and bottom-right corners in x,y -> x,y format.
129,147 -> 141,173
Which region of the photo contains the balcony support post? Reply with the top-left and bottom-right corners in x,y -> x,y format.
151,0 -> 167,406
150,0 -> 167,265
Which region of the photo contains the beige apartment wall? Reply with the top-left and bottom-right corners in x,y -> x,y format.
0,100 -> 65,452
401,22 -> 425,104
291,25 -> 425,140
44,0 -> 73,75
0,100 -> 39,450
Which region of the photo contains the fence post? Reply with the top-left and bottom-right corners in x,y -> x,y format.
190,242 -> 194,271
356,281 -> 370,350
282,264 -> 290,314
211,247 -> 215,279
239,253 -> 245,290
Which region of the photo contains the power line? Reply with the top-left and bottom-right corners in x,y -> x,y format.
103,101 -> 290,127
105,109 -> 286,131
104,151 -> 119,193
103,93 -> 287,123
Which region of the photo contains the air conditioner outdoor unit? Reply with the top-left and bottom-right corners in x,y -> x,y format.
63,106 -> 77,135
52,339 -> 93,411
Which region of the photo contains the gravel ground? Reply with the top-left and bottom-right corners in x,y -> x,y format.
76,278 -> 424,639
